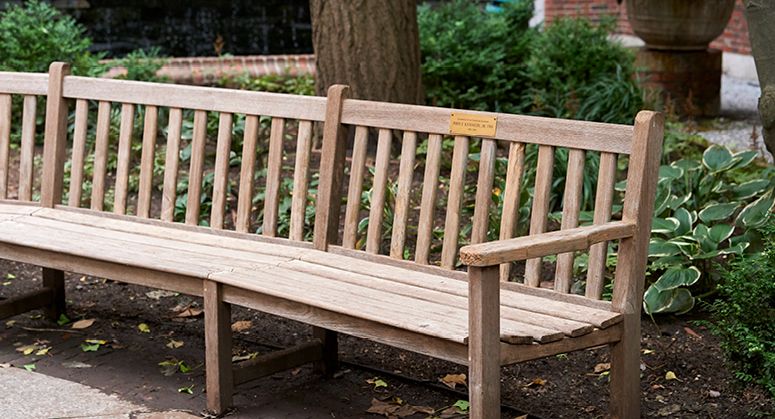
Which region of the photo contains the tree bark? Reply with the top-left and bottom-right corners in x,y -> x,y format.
744,0 -> 775,157
309,0 -> 424,105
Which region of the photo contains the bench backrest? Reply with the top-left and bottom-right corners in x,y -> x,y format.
1,63 -> 327,246
0,63 -> 663,314
313,86 -> 663,312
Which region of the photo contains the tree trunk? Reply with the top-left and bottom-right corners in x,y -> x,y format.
309,0 -> 424,105
744,0 -> 775,157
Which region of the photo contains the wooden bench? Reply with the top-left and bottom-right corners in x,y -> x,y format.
0,62 -> 664,418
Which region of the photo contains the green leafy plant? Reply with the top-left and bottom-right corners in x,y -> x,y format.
110,47 -> 170,83
418,0 -> 533,113
521,15 -> 642,124
643,144 -> 775,314
698,218 -> 775,397
0,0 -> 105,76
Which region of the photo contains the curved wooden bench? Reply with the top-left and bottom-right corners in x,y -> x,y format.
0,62 -> 663,418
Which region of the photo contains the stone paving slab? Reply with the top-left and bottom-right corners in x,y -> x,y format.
0,367 -> 199,419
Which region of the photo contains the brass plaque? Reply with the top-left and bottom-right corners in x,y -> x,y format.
449,113 -> 497,137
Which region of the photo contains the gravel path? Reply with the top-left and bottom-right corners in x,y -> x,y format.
703,75 -> 772,162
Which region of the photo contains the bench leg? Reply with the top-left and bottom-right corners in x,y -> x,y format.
42,268 -> 65,320
204,280 -> 233,415
468,266 -> 500,419
312,326 -> 338,376
609,314 -> 641,418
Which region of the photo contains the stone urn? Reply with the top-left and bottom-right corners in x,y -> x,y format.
626,0 -> 736,51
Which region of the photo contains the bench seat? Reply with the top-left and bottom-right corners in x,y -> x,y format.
0,202 -> 622,364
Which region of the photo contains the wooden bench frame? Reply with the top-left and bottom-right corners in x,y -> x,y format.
0,62 -> 664,418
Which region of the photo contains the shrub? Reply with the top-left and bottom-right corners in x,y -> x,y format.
418,0 -> 533,113
110,47 -> 170,83
698,218 -> 775,397
0,0 -> 104,75
521,15 -> 643,124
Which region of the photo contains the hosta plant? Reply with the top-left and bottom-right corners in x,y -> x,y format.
643,144 -> 775,315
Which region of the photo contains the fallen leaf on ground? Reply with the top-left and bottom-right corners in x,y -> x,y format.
642,349 -> 655,354
709,390 -> 721,398
520,378 -> 545,388
232,352 -> 258,362
366,377 -> 388,391
35,347 -> 51,356
0,363 -> 11,368
23,364 -> 35,371
515,415 -> 529,419
594,363 -> 611,373
167,340 -> 184,349
62,361 -> 92,369
657,404 -> 681,416
81,343 -> 100,352
684,327 -> 701,339
231,320 -> 252,332
146,290 -> 176,299
665,371 -> 682,382
440,373 -> 467,389
71,319 -> 95,329
138,323 -> 150,333
175,307 -> 203,318
16,344 -> 37,355
366,398 -> 399,415
5,320 -> 16,328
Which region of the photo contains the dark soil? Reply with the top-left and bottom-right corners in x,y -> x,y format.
0,258 -> 772,419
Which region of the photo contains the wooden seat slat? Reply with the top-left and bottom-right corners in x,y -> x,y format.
6,213 -> 292,269
390,131 -> 417,259
342,125 -> 369,249
160,107 -> 183,222
137,105 -> 159,218
587,152 -> 618,299
210,112 -> 233,229
283,260 -> 586,341
217,267 -> 471,344
555,148 -> 587,292
33,206 -> 315,259
18,95 -> 37,201
68,99 -> 89,207
441,136 -> 469,269
298,250 -> 621,329
90,100 -> 111,211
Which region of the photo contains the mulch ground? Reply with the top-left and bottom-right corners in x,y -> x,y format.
0,258 -> 772,418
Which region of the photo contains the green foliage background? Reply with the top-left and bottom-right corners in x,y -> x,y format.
419,0 -> 644,124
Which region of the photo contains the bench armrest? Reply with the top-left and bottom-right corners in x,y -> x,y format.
459,221 -> 636,267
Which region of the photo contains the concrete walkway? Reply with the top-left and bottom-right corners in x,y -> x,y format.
0,367 -> 198,419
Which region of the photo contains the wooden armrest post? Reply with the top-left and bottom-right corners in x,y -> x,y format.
468,265 -> 500,419
610,111 -> 664,419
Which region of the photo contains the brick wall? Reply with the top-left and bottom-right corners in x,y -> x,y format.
544,0 -> 751,55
